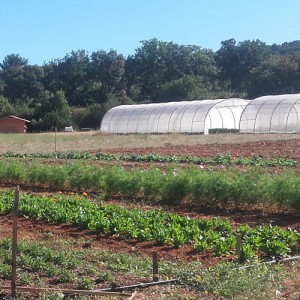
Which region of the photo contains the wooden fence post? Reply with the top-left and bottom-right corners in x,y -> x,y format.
236,234 -> 242,263
152,251 -> 159,282
11,186 -> 20,298
54,127 -> 57,152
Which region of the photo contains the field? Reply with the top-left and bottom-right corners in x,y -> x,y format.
1,131 -> 300,154
1,131 -> 300,299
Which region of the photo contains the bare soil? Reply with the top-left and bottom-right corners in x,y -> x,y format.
101,138 -> 300,160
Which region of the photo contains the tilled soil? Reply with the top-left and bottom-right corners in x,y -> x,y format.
101,138 -> 300,160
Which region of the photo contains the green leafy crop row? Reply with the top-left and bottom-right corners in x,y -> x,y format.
0,151 -> 298,167
0,191 -> 299,261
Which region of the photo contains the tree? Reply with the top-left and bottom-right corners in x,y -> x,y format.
42,60 -> 60,93
73,98 -> 122,130
91,50 -> 125,102
250,52 -> 300,97
126,38 -> 171,101
216,39 -> 271,96
0,54 -> 28,70
44,50 -> 96,106
73,103 -> 107,130
22,65 -> 45,101
126,39 -> 220,102
157,75 -> 233,102
34,91 -> 72,130
0,54 -> 45,104
269,40 -> 300,55
91,50 -> 126,102
0,95 -> 16,117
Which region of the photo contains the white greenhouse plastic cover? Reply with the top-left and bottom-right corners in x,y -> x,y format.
239,94 -> 300,133
100,98 -> 249,134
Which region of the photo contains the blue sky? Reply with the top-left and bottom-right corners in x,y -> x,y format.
1,0 -> 300,65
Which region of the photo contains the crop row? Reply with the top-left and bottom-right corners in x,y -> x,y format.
1,160 -> 300,212
0,191 -> 299,260
0,151 -> 298,167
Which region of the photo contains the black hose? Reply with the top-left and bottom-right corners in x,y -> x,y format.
94,279 -> 178,292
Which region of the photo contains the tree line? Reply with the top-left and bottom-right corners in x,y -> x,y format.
1,38 -> 300,131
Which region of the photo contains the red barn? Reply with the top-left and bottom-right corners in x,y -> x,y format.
0,115 -> 30,133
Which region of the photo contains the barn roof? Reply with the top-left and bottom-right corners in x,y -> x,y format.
0,115 -> 31,123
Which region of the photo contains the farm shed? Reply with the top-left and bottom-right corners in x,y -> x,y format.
0,115 -> 30,133
239,94 -> 300,133
100,98 -> 249,134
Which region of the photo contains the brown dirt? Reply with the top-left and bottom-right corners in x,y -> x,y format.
101,138 -> 300,160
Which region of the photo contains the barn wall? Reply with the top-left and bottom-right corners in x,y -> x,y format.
0,118 -> 27,133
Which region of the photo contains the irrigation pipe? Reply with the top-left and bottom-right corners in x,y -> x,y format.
238,255 -> 300,270
0,286 -> 135,297
94,279 -> 178,292
94,255 -> 300,293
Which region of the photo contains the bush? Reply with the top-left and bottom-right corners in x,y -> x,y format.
208,128 -> 239,134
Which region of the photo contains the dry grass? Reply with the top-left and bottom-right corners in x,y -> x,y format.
0,131 -> 299,154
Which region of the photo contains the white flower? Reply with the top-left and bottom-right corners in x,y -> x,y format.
275,290 -> 281,298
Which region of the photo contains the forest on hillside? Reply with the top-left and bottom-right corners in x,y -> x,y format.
1,38 -> 300,131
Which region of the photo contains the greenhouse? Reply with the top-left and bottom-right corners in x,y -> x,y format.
100,98 -> 249,134
239,94 -> 300,133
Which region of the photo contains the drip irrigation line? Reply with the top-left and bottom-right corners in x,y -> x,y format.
280,255 -> 300,263
238,254 -> 300,270
94,279 -> 178,292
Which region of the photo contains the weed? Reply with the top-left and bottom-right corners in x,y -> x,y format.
77,277 -> 94,290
